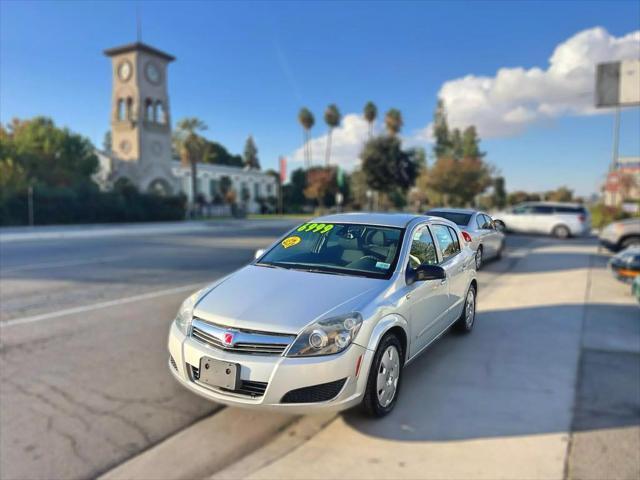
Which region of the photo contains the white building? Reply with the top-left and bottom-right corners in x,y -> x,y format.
95,41 -> 277,213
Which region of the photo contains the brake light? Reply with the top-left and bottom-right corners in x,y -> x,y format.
578,214 -> 585,222
461,231 -> 472,243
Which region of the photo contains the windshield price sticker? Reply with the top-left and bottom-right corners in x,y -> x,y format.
281,236 -> 302,249
375,261 -> 391,270
296,223 -> 334,234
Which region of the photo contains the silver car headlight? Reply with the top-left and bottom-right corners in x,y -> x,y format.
286,313 -> 363,357
174,290 -> 202,335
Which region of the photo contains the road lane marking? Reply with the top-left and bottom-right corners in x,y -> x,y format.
1,255 -> 132,273
0,282 -> 205,328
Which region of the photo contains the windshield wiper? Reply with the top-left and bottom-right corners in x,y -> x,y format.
255,262 -> 291,270
290,266 -> 350,276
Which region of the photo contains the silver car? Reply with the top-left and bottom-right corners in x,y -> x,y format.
168,213 -> 477,417
426,208 -> 505,270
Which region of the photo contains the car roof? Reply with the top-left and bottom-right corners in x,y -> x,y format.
312,212 -> 427,228
426,207 -> 479,215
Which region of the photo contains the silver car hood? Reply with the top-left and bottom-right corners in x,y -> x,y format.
193,265 -> 384,334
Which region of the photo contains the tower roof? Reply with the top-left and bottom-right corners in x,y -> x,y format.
104,42 -> 175,62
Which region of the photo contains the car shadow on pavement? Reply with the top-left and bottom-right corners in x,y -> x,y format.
343,303 -> 639,442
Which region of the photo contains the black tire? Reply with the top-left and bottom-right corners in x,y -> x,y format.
453,284 -> 477,334
552,225 -> 571,239
496,241 -> 504,260
475,246 -> 483,270
361,333 -> 404,418
621,236 -> 640,249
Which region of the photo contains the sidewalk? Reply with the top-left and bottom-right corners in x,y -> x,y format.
216,240 -> 638,479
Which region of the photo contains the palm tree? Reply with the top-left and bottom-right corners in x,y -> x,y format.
298,108 -> 315,168
175,117 -> 208,214
384,108 -> 403,136
323,104 -> 341,167
363,101 -> 377,139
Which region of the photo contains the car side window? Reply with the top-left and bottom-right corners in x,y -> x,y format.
482,214 -> 494,229
447,227 -> 461,253
513,206 -> 531,215
408,225 -> 438,269
476,215 -> 484,229
432,224 -> 458,262
532,205 -> 553,214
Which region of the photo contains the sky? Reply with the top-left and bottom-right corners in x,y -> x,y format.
1,0 -> 639,196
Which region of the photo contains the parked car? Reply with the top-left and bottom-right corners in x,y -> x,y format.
492,202 -> 591,238
608,246 -> 640,284
599,217 -> 640,252
168,213 -> 477,417
425,208 -> 505,270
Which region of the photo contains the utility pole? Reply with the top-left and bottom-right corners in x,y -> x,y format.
27,185 -> 34,227
610,106 -> 621,206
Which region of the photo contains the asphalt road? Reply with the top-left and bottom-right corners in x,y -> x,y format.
1,224 -> 637,480
0,221 -> 298,480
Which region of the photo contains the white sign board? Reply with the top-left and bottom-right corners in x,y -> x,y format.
596,59 -> 640,107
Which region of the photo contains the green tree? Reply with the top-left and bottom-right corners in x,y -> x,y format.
361,136 -> 418,198
363,101 -> 377,139
433,98 -> 452,159
323,104 -> 341,167
0,117 -> 98,188
283,167 -> 308,212
304,167 -> 337,209
103,131 -> 112,153
462,126 -> 484,158
200,140 -> 243,167
545,186 -> 573,202
426,156 -> 492,206
298,108 -> 315,168
450,128 -> 463,160
384,109 -> 403,136
0,158 -> 28,200
175,118 -> 208,208
493,176 -> 507,209
243,135 -> 260,169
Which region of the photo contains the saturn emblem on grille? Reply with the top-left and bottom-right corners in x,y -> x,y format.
223,332 -> 235,346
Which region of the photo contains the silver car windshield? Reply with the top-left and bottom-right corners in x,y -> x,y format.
257,223 -> 404,279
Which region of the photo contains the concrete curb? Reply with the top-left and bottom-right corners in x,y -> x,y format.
98,408 -> 298,480
211,413 -> 337,480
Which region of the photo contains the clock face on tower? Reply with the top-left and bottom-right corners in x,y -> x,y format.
117,61 -> 132,81
145,61 -> 161,84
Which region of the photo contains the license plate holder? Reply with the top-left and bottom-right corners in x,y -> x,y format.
198,357 -> 240,390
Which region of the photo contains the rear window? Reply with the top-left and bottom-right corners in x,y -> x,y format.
427,211 -> 472,226
554,206 -> 587,214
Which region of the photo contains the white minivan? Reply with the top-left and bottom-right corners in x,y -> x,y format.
493,202 -> 591,238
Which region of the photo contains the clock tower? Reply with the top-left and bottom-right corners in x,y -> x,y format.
103,42 -> 177,194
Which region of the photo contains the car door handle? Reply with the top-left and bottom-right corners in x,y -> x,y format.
406,293 -> 412,299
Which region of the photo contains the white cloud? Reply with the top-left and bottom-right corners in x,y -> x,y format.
425,27 -> 640,138
289,113 -> 373,170
288,114 -> 429,172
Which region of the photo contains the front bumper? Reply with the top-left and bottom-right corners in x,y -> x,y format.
168,322 -> 373,414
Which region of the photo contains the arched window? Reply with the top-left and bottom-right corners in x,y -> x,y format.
145,98 -> 153,121
126,97 -> 133,120
117,99 -> 125,121
156,100 -> 166,124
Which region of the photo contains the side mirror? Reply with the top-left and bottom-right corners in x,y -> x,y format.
406,264 -> 446,284
254,249 -> 265,260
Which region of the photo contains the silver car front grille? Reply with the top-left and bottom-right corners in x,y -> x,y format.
190,318 -> 295,356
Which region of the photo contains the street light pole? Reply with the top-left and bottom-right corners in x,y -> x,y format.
610,106 -> 621,206
28,185 -> 34,227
